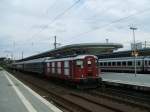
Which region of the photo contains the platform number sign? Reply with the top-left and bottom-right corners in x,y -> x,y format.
131,51 -> 139,57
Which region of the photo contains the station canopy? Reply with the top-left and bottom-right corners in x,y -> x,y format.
20,43 -> 123,61
98,48 -> 150,59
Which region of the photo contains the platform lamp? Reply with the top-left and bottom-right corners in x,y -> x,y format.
130,26 -> 138,77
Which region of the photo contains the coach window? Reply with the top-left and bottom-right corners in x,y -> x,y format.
128,61 -> 132,66
47,63 -> 50,67
52,62 -> 55,74
117,62 -> 121,66
64,61 -> 69,68
76,60 -> 83,68
108,62 -> 111,66
137,61 -> 141,66
57,62 -> 61,74
104,62 -> 107,66
122,61 -> 126,66
145,61 -> 147,66
52,62 -> 55,67
112,62 -> 116,66
57,62 -> 61,67
148,61 -> 150,66
100,62 -> 103,66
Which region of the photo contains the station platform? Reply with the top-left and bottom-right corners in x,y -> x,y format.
0,68 -> 62,112
102,72 -> 150,87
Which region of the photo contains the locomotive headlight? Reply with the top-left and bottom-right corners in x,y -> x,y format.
81,74 -> 83,78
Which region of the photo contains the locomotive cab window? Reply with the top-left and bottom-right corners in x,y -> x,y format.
76,60 -> 83,68
95,59 -> 98,66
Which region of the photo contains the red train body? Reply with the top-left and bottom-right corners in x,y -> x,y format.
45,55 -> 101,84
12,55 -> 101,87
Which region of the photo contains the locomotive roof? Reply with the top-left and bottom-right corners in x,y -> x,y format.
45,55 -> 98,62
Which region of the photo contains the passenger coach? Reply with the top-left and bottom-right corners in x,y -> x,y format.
12,55 -> 101,87
99,56 -> 150,73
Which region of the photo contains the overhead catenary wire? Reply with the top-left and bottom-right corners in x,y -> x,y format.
70,8 -> 150,39
45,0 -> 58,14
31,0 -> 81,39
4,1 -> 150,58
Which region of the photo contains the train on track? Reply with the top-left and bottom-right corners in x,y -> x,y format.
11,55 -> 101,88
99,56 -> 150,73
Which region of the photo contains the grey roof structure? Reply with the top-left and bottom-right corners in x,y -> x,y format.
97,48 -> 150,59
19,43 -> 123,61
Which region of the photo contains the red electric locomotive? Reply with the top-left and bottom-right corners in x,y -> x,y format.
45,55 -> 101,85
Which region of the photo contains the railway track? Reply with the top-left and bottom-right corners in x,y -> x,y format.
9,70 -> 150,112
10,71 -> 118,112
99,86 -> 150,105
70,92 -> 124,112
11,73 -> 91,112
88,88 -> 150,111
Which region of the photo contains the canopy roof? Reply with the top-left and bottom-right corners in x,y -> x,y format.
19,43 -> 123,61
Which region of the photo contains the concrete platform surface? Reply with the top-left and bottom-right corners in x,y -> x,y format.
0,69 -> 62,112
102,72 -> 150,87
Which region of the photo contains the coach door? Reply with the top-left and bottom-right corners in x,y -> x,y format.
45,62 -> 51,77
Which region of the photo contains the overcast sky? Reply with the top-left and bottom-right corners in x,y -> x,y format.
0,0 -> 150,59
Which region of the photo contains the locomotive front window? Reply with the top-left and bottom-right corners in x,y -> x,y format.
76,60 -> 83,68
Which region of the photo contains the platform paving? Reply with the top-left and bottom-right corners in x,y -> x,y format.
102,72 -> 150,87
0,69 -> 62,112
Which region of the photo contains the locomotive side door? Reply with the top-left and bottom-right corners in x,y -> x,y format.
84,57 -> 97,77
74,60 -> 84,78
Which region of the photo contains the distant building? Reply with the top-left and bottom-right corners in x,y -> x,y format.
0,57 -> 6,65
